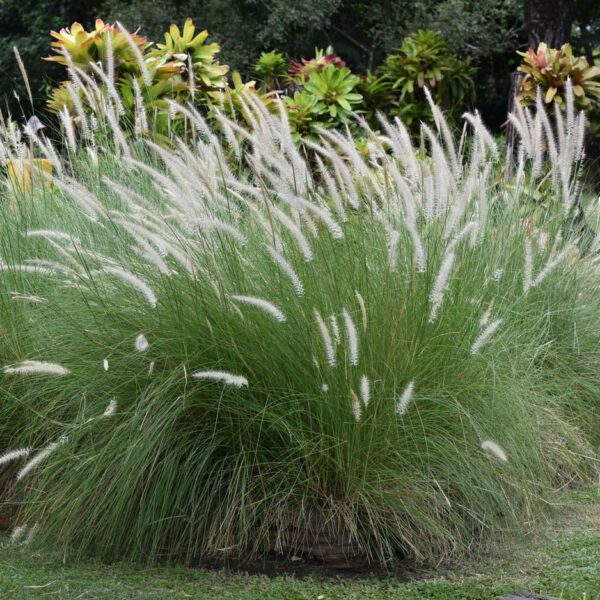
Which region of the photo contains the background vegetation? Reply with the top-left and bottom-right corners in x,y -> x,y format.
2,0 -> 599,130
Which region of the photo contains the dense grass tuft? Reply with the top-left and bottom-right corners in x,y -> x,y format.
0,87 -> 598,565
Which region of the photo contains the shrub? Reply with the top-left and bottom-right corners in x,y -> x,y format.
517,42 -> 600,110
301,65 -> 362,122
355,72 -> 394,124
288,46 -> 347,83
380,29 -> 476,127
253,50 -> 289,92
0,75 -> 598,567
45,18 -> 229,137
273,47 -> 364,139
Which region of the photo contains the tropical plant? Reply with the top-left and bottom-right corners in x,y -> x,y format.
355,72 -> 393,124
302,65 -> 362,122
283,89 -> 328,140
44,19 -> 149,72
380,30 -> 476,126
517,42 -> 600,109
253,50 -> 289,91
288,46 -> 347,83
45,19 -> 229,137
147,18 -> 228,91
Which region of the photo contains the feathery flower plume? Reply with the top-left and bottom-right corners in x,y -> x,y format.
4,361 -> 70,376
103,359 -> 109,371
480,299 -> 495,327
463,111 -> 498,157
481,440 -> 508,462
59,107 -> 77,152
266,245 -> 304,296
65,75 -> 90,139
429,252 -> 456,323
321,383 -> 329,393
192,370 -> 248,387
105,102 -> 131,159
195,218 -> 247,246
132,78 -> 148,135
471,319 -> 503,355
11,525 -> 27,543
117,22 -> 152,87
0,447 -> 31,467
231,295 -> 286,322
134,334 -> 149,353
16,439 -> 65,481
424,87 -> 459,175
270,205 -> 314,261
24,229 -> 72,242
50,177 -> 103,222
350,389 -> 362,422
89,61 -> 125,116
103,398 -> 117,417
314,155 -> 346,222
115,222 -> 171,275
105,28 -> 114,86
329,314 -> 341,345
187,54 -> 195,103
342,308 -> 359,366
314,309 -> 336,367
13,47 -> 33,108
565,78 -> 575,134
9,294 -> 47,304
405,219 -> 427,272
24,523 -> 39,545
360,374 -> 371,407
86,147 -> 98,166
24,258 -> 75,275
294,196 -> 344,239
0,264 -> 55,276
355,290 -> 367,332
396,380 -> 415,416
533,245 -> 576,288
100,266 -> 157,308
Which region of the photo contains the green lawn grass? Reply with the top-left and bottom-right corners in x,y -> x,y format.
1,489 -> 598,599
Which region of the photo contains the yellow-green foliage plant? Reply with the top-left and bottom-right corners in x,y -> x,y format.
517,42 -> 600,109
45,18 -> 228,137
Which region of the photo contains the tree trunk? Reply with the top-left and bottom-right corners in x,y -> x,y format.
524,0 -> 574,48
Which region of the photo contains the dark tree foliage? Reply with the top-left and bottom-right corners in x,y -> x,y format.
0,0 -> 99,116
573,0 -> 600,59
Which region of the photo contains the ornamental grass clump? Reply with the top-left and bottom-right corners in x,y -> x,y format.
0,74 -> 598,566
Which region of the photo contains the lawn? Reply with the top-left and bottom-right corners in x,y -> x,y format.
1,489 -> 598,599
